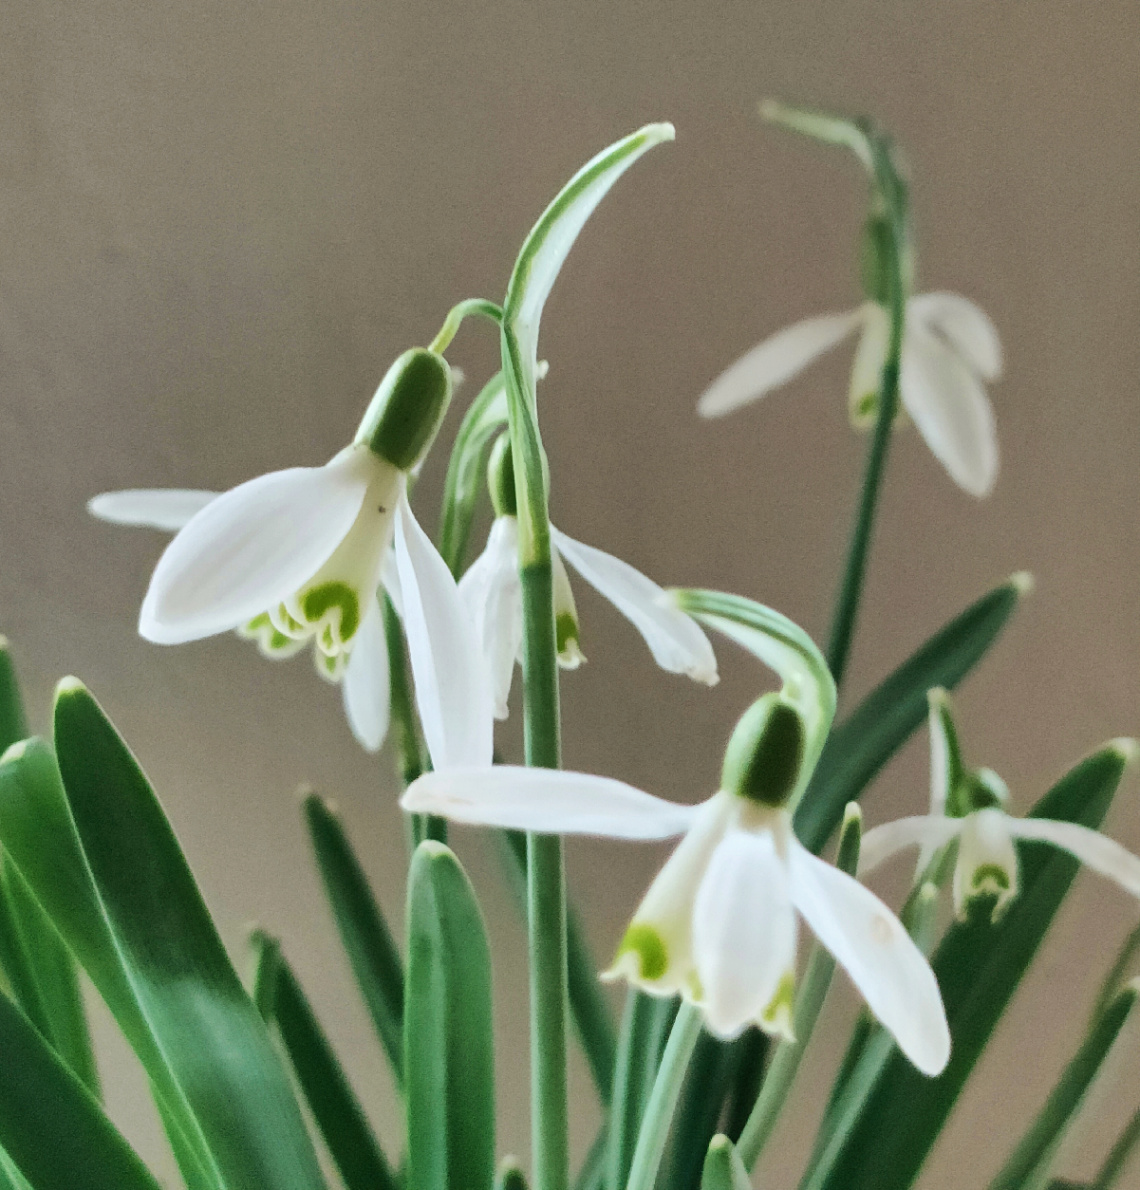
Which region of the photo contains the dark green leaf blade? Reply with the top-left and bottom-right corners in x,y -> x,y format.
52,679 -> 327,1190
251,931 -> 398,1190
0,984 -> 161,1190
405,841 -> 495,1190
991,986 -> 1137,1190
804,741 -> 1133,1190
303,792 -> 405,1085
796,574 -> 1027,853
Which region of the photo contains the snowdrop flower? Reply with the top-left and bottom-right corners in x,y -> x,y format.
402,591 -> 950,1075
697,292 -> 1002,498
89,349 -> 493,766
860,689 -> 1140,920
460,436 -> 718,717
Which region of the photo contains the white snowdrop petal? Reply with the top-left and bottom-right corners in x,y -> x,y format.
910,292 -> 1003,381
954,809 -> 1020,917
551,528 -> 718,685
139,451 -> 374,644
460,518 -> 523,720
858,816 -> 965,877
697,310 -> 863,418
901,326 -> 999,498
394,493 -> 494,770
401,766 -> 699,839
341,598 -> 391,753
88,489 -> 218,532
693,829 -> 796,1038
788,841 -> 950,1076
380,549 -> 403,619
1006,817 -> 1140,899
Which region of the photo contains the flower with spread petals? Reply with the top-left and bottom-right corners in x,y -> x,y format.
459,436 -> 718,718
698,293 -> 1002,498
859,689 -> 1140,920
401,591 -> 950,1076
89,350 -> 493,766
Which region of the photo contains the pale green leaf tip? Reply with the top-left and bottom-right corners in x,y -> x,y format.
1110,738 -> 1140,765
1009,571 -> 1035,596
708,1133 -> 732,1154
55,675 -> 87,698
842,801 -> 863,828
927,686 -> 949,706
0,739 -> 28,765
418,839 -> 453,860
917,881 -> 939,906
0,635 -> 9,651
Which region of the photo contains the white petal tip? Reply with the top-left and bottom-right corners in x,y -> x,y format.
645,122 -> 676,143
1111,738 -> 1140,765
1009,571 -> 1035,596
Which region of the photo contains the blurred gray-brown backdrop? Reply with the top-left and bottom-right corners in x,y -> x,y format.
1,2 -> 1138,1186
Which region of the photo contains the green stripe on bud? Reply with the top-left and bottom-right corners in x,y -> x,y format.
355,348 -> 452,471
487,433 -> 517,518
722,695 -> 807,809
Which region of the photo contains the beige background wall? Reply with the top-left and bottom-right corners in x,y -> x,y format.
1,2 -> 1138,1186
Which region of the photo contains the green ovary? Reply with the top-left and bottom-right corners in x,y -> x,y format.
301,581 -> 361,646
617,923 -> 669,982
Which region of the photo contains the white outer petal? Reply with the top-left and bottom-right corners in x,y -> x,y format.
693,828 -> 797,1039
910,292 -> 1003,381
788,840 -> 951,1076
88,489 -> 218,531
341,598 -> 390,753
401,766 -> 700,839
380,549 -> 403,619
459,517 -> 523,720
696,309 -> 863,418
1006,817 -> 1140,899
394,491 -> 494,770
139,450 -> 374,644
551,528 -> 718,685
901,325 -> 999,498
858,815 -> 965,877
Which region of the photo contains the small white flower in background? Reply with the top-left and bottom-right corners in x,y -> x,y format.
859,689 -> 1140,920
89,351 -> 493,766
402,596 -> 950,1076
460,436 -> 718,719
697,293 -> 1002,498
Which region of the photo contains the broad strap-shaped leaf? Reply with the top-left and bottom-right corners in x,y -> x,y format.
0,643 -> 97,1095
303,793 -> 404,1085
796,574 -> 1027,853
405,841 -> 495,1190
700,1135 -> 752,1190
802,741 -> 1132,1190
251,931 -> 398,1190
0,984 -> 161,1190
990,985 -> 1137,1190
49,680 -> 325,1190
439,373 -> 509,576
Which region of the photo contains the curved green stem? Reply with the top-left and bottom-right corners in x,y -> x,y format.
624,1003 -> 703,1190
1093,1106 -> 1140,1190
428,298 -> 503,355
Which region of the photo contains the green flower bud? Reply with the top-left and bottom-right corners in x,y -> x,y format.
355,348 -> 452,471
721,694 -> 807,809
963,766 -> 1010,812
487,433 -> 517,518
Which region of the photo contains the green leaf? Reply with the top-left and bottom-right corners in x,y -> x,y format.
700,1135 -> 751,1190
303,792 -> 405,1086
990,986 -> 1137,1190
499,829 -> 616,1104
795,574 -> 1027,853
405,841 -> 495,1190
0,984 -> 161,1190
439,372 -> 509,577
803,740 -> 1132,1190
251,931 -> 398,1190
0,643 -> 98,1096
1091,1105 -> 1140,1190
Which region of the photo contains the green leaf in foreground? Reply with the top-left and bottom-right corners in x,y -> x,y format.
251,931 -> 398,1190
406,840 -> 495,1190
303,793 -> 405,1087
796,573 -> 1028,854
804,740 -> 1133,1190
990,985 -> 1137,1190
700,1135 -> 752,1190
0,984 -> 160,1190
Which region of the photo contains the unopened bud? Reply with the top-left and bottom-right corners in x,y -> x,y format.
355,348 -> 452,471
722,694 -> 807,809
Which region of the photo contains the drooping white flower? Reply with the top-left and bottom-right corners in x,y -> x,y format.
859,689 -> 1140,920
697,293 -> 1001,498
89,350 -> 493,766
401,592 -> 950,1076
